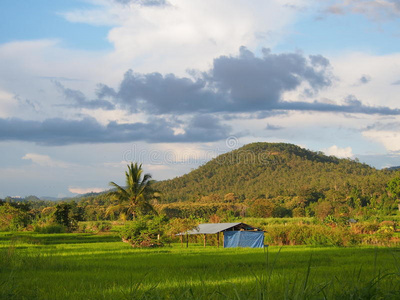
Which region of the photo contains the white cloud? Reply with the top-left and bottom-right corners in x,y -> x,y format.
68,186 -> 107,194
306,51 -> 400,111
22,153 -> 71,168
362,129 -> 400,152
143,164 -> 170,171
62,0 -> 303,75
0,89 -> 17,118
323,145 -> 354,158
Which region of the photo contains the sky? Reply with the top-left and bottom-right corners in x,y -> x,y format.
1,0 -> 400,198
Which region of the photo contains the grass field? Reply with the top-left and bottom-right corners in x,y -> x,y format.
1,232 -> 400,299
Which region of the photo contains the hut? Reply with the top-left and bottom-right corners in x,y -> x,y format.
180,222 -> 264,248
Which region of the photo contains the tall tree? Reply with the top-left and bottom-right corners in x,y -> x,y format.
108,163 -> 158,219
387,177 -> 400,211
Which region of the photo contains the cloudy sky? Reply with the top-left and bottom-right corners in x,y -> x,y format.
1,0 -> 400,198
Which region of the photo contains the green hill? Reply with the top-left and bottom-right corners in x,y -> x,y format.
154,142 -> 395,204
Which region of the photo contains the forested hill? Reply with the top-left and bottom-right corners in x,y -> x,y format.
154,142 -> 396,203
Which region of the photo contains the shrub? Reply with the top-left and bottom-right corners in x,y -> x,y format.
0,204 -> 30,231
352,222 -> 380,234
34,224 -> 66,234
265,224 -> 362,246
81,221 -> 112,233
119,215 -> 169,248
292,207 -> 306,217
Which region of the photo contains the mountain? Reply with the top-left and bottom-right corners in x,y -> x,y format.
386,166 -> 400,171
154,142 -> 394,203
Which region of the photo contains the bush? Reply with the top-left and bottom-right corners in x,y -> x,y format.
265,224 -> 361,246
119,215 -> 169,248
0,204 -> 30,231
80,221 -> 112,233
34,224 -> 66,234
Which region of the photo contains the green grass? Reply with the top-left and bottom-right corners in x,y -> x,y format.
1,232 -> 400,299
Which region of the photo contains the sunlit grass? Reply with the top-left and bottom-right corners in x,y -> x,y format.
1,231 -> 400,299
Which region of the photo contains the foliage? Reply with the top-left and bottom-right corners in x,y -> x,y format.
119,215 -> 169,247
107,162 -> 158,219
387,177 -> 400,198
3,143 -> 400,226
152,142 -> 400,218
166,217 -> 198,236
0,203 -> 30,231
33,224 -> 66,234
79,221 -> 112,233
264,222 -> 397,247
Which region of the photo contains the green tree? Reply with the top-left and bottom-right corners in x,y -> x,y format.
53,203 -> 81,231
108,162 -> 158,219
0,203 -> 30,231
119,215 -> 169,247
387,177 -> 400,211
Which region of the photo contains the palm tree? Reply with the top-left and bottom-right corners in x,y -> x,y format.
107,162 -> 158,219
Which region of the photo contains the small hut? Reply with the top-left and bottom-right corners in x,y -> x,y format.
180,222 -> 264,248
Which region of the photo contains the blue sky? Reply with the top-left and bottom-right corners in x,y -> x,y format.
1,0 -> 400,197
0,0 -> 111,50
276,12 -> 400,55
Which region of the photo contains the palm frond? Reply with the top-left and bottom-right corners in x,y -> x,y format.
105,204 -> 124,216
109,162 -> 158,217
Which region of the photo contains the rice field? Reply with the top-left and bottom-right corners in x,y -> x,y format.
1,231 -> 400,299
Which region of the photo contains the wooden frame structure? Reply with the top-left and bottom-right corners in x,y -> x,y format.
178,222 -> 262,248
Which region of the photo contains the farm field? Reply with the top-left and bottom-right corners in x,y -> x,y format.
1,232 -> 400,299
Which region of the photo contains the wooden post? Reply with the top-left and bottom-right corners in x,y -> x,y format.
203,234 -> 206,247
217,232 -> 220,248
186,233 -> 189,248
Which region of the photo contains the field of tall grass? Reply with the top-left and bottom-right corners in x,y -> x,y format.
1,231 -> 400,299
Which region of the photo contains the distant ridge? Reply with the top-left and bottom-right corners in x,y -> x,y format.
153,142 -> 390,203
385,166 -> 400,171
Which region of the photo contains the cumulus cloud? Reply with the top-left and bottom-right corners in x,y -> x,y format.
362,122 -> 400,153
60,0 -> 302,76
362,130 -> 400,152
358,75 -> 371,85
265,123 -> 284,130
22,153 -> 70,168
92,48 -> 400,116
68,186 -> 107,194
99,47 -> 335,114
0,115 -> 231,145
323,145 -> 354,158
55,81 -> 115,110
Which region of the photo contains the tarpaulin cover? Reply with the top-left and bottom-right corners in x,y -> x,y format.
223,231 -> 264,248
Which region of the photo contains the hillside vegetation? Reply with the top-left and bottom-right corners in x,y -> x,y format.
155,142 -> 393,201
2,143 -> 400,228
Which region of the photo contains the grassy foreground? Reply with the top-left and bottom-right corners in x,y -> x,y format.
1,232 -> 400,299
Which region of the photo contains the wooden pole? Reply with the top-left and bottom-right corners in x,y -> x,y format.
186,233 -> 189,248
203,234 -> 206,247
217,232 -> 220,248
